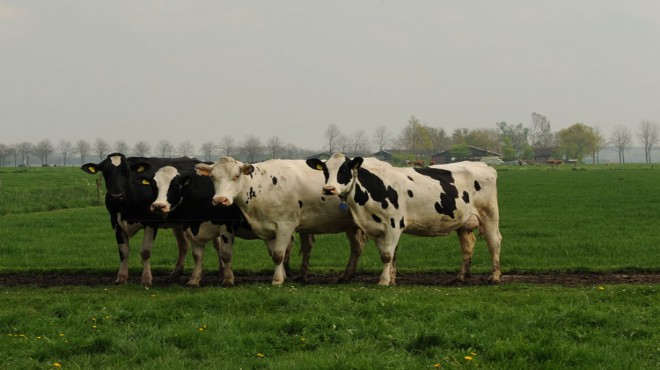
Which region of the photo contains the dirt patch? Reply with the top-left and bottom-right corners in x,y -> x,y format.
1,271 -> 659,288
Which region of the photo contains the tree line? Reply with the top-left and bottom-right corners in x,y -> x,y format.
1,114 -> 658,167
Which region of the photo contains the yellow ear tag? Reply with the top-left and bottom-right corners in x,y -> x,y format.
316,164 -> 323,170
137,165 -> 145,173
142,179 -> 150,185
89,166 -> 97,173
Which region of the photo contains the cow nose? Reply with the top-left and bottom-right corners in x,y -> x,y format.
322,186 -> 337,195
151,202 -> 168,213
109,193 -> 125,201
212,196 -> 231,206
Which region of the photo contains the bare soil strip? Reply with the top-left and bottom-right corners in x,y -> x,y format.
1,271 -> 658,287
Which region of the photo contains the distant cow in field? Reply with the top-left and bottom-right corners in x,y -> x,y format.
307,153 -> 502,286
81,153 -> 213,286
194,157 -> 370,285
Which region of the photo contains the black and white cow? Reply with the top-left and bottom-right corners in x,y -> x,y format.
307,153 -> 502,286
194,157 -> 369,285
81,153 -> 212,286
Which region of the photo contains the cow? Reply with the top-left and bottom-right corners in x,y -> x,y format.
142,163 -> 297,286
306,153 -> 502,286
194,157 -> 369,285
81,153 -> 214,286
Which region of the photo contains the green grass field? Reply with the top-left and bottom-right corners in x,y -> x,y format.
0,164 -> 659,369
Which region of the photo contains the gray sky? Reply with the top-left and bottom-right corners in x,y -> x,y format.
2,1 -> 659,152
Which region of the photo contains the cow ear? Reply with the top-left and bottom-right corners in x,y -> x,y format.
350,157 -> 364,170
306,159 -> 324,171
241,164 -> 254,175
195,163 -> 213,177
80,163 -> 98,174
130,162 -> 151,173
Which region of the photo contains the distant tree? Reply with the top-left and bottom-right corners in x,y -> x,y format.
529,112 -> 553,147
58,139 -> 74,166
177,141 -> 195,157
449,143 -> 471,161
75,140 -> 91,164
556,123 -> 597,162
156,140 -> 174,157
335,133 -> 350,154
637,120 -> 659,164
240,135 -> 263,162
34,139 -> 54,165
372,125 -> 392,152
349,130 -> 370,156
94,138 -> 110,161
133,141 -> 151,157
496,122 -> 531,159
398,116 -> 434,158
0,144 -> 9,167
113,140 -> 129,154
266,136 -> 284,159
9,145 -> 18,166
325,123 -> 342,153
200,141 -> 217,161
17,142 -> 34,166
450,128 -> 470,144
590,127 -> 607,164
219,136 -> 236,156
609,125 -> 632,163
464,128 -> 501,153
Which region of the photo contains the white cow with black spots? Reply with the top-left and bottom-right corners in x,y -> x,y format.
307,153 -> 502,286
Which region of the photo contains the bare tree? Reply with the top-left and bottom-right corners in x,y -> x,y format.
133,141 -> 151,157
75,140 -> 91,164
219,136 -> 236,156
325,123 -> 342,153
529,112 -> 553,147
114,140 -> 129,154
266,136 -> 284,159
200,141 -> 217,161
372,125 -> 392,152
156,139 -> 175,157
349,130 -> 370,156
240,135 -> 263,162
590,127 -> 606,164
16,142 -> 34,166
94,138 -> 110,161
638,120 -> 659,164
177,140 -> 195,157
0,144 -> 9,167
34,139 -> 54,165
58,139 -> 74,166
610,125 -> 632,163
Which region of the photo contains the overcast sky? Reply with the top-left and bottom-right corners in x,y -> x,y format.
2,1 -> 659,152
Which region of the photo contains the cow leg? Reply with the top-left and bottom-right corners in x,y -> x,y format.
139,227 -> 158,287
114,226 -> 130,284
455,228 -> 477,284
339,227 -> 367,283
170,227 -> 190,280
296,233 -> 314,283
266,228 -> 296,285
187,239 -> 206,287
376,233 -> 400,286
218,228 -> 236,286
482,218 -> 502,284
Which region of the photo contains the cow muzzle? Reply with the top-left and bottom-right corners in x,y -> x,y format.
212,196 -> 232,207
150,202 -> 170,214
322,186 -> 338,196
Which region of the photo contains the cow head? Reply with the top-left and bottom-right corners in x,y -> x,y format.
81,153 -> 138,207
306,153 -> 363,197
195,156 -> 254,207
145,165 -> 185,214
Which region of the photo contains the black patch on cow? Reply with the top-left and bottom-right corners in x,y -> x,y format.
248,187 -> 257,199
298,200 -> 303,208
321,196 -> 326,201
336,158 -> 354,185
272,176 -> 278,185
474,180 -> 481,191
399,217 -> 405,229
372,214 -> 382,223
390,218 -> 395,228
407,176 -> 414,181
462,191 -> 470,204
356,168 -> 399,210
221,235 -> 229,244
407,189 -> 414,198
414,167 -> 459,218
353,183 -> 369,206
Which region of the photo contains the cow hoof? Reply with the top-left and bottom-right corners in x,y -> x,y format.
293,275 -> 309,284
141,280 -> 153,288
487,277 -> 501,285
186,279 -> 201,287
169,270 -> 184,279
114,277 -> 128,285
221,280 -> 235,287
337,274 -> 354,284
447,277 -> 466,286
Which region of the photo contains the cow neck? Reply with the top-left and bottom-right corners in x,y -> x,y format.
340,167 -> 360,202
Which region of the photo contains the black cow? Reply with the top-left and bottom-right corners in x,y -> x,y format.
81,153 -> 214,286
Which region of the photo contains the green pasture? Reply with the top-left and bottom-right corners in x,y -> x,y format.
0,164 -> 659,369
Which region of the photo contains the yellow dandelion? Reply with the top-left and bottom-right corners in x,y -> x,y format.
198,328 -> 204,332
59,333 -> 65,337
433,363 -> 441,368
257,353 -> 265,358
598,286 -> 605,291
470,352 -> 478,356
464,356 -> 473,361
52,362 -> 62,368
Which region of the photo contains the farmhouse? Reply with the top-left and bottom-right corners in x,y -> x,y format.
431,146 -> 502,164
